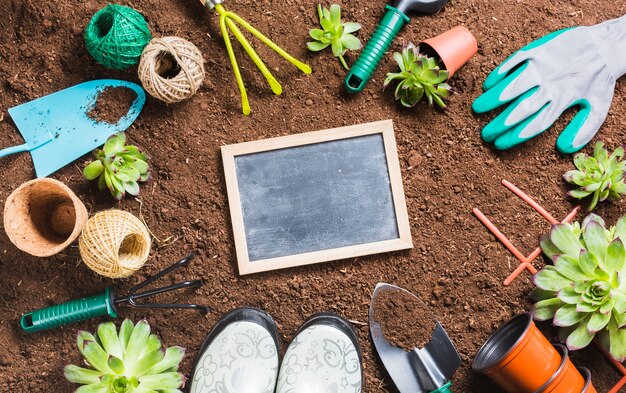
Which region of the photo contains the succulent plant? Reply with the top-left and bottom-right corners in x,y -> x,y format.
564,141 -> 626,211
84,132 -> 150,200
384,43 -> 452,109
65,319 -> 185,393
531,213 -> 626,361
308,3 -> 362,70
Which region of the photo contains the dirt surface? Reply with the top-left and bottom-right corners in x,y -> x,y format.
0,0 -> 625,392
372,286 -> 436,351
87,86 -> 137,124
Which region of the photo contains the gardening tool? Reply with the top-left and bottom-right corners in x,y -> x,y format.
344,0 -> 448,93
1,79 -> 146,178
369,283 -> 461,393
197,0 -> 311,115
20,253 -> 209,333
473,14 -> 626,154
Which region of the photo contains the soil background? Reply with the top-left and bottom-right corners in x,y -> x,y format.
0,0 -> 625,391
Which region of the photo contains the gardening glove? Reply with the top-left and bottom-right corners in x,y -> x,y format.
473,14 -> 626,154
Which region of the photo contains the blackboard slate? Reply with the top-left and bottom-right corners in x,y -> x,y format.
234,134 -> 399,262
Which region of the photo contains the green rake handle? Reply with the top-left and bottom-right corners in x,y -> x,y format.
20,288 -> 118,333
344,5 -> 410,93
430,381 -> 454,393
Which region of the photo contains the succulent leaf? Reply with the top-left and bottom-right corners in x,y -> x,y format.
66,319 -> 184,393
83,133 -> 150,200
565,142 -> 626,211
308,3 -> 361,70
534,213 -> 626,360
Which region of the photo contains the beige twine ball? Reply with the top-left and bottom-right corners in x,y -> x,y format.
138,36 -> 205,103
79,210 -> 152,278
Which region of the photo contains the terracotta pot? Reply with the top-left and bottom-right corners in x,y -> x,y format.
533,345 -> 585,393
4,178 -> 88,257
472,313 -> 561,392
580,368 -> 598,393
420,25 -> 478,77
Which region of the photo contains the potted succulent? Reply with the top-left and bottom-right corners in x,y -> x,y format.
65,319 -> 186,392
564,141 -> 626,211
83,132 -> 150,200
531,213 -> 626,361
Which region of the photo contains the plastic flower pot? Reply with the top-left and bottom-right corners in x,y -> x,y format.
419,25 -> 477,77
532,345 -> 585,393
472,313 -> 561,392
3,178 -> 88,257
580,368 -> 598,393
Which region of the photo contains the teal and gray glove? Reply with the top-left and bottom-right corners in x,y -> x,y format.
473,15 -> 626,154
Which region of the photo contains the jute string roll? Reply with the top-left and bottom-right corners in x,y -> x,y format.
79,210 -> 151,278
138,36 -> 205,103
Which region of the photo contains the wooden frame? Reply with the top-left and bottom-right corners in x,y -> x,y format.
221,120 -> 413,275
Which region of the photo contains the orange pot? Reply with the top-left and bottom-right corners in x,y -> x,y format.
420,26 -> 477,77
533,345 -> 585,393
580,368 -> 598,393
472,313 -> 561,392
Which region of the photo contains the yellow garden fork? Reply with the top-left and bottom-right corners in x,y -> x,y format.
198,0 -> 312,115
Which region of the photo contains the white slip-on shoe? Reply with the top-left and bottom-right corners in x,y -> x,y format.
189,308 -> 280,393
276,313 -> 363,393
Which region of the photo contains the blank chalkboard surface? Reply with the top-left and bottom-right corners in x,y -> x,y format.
222,120 -> 412,275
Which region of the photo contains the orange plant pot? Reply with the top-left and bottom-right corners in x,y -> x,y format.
420,25 -> 478,77
472,313 -> 561,392
580,368 -> 598,393
533,345 -> 585,393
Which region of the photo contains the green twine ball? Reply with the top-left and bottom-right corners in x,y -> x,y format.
84,4 -> 152,70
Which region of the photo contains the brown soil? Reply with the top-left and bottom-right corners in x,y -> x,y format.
87,86 -> 137,124
0,0 -> 625,392
372,286 -> 436,351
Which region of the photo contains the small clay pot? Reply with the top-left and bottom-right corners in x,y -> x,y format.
420,25 -> 478,77
580,368 -> 598,393
472,313 -> 561,392
533,345 -> 585,393
4,178 -> 88,257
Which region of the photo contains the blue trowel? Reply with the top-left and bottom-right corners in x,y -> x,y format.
0,79 -> 146,178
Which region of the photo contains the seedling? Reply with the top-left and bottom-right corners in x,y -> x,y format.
564,141 -> 626,211
65,319 -> 185,393
532,213 -> 626,361
308,4 -> 362,70
83,132 -> 149,200
384,43 -> 451,109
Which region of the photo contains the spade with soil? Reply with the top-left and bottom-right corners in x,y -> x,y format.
369,283 -> 461,393
20,253 -> 209,333
344,0 -> 448,93
0,79 -> 145,178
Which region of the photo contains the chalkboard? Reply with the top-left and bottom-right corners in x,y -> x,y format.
222,120 -> 412,275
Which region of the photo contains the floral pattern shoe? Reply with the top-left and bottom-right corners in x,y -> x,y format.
277,313 -> 363,393
189,308 -> 280,393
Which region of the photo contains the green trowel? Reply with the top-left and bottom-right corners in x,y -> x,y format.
345,0 -> 448,93
369,283 -> 462,393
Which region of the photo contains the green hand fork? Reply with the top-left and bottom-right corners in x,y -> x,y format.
20,254 -> 209,333
345,0 -> 448,93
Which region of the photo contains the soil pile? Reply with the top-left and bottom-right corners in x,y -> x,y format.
372,286 -> 436,351
87,87 -> 137,124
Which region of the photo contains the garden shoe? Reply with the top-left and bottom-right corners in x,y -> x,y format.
276,312 -> 363,393
189,308 -> 280,393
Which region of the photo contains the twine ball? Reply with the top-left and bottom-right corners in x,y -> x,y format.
138,36 -> 205,103
79,210 -> 152,278
85,4 -> 152,70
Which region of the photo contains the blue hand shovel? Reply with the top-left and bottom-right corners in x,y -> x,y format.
1,79 -> 146,178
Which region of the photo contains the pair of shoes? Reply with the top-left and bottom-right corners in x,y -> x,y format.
189,308 -> 363,393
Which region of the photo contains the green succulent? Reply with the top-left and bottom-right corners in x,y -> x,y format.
384,43 -> 451,109
308,3 -> 362,70
65,319 -> 185,393
564,141 -> 626,211
84,132 -> 149,200
531,213 -> 626,361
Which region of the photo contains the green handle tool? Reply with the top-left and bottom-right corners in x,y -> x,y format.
20,254 -> 209,333
344,0 -> 448,93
